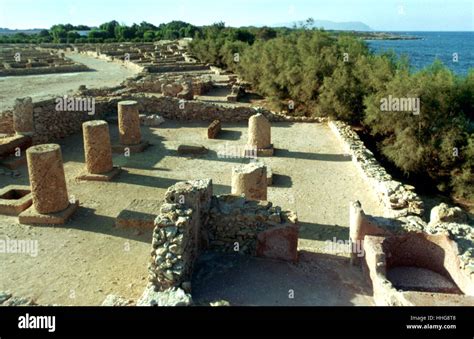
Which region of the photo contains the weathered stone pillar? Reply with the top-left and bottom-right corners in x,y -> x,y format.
231,162 -> 267,201
349,200 -> 390,265
349,200 -> 364,266
248,113 -> 271,149
83,120 -> 113,174
13,97 -> 34,135
118,100 -> 141,145
26,144 -> 69,214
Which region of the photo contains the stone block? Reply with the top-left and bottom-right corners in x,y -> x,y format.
77,166 -> 121,182
177,144 -> 208,155
231,162 -> 267,201
0,185 -> 32,216
207,120 -> 221,139
18,200 -> 79,225
256,224 -> 299,262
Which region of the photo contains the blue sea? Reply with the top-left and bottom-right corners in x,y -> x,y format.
366,32 -> 474,76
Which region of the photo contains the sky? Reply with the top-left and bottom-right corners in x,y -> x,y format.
0,0 -> 473,31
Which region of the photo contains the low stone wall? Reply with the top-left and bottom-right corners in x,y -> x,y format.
149,179 -> 212,291
207,195 -> 298,256
0,93 -> 322,145
329,120 -> 424,219
146,64 -> 209,73
0,111 -> 13,134
351,201 -> 474,296
0,64 -> 90,77
144,179 -> 299,305
31,98 -> 109,144
123,73 -> 214,97
117,95 -> 325,123
78,51 -> 145,73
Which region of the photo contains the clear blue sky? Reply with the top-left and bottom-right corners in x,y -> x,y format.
0,0 -> 472,31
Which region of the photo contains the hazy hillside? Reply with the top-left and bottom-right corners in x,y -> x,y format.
272,19 -> 372,31
0,27 -> 44,35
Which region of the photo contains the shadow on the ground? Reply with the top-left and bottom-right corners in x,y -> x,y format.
22,206 -> 154,244
217,129 -> 242,141
271,174 -> 293,188
115,169 -> 231,193
115,170 -> 181,189
275,148 -> 352,162
191,250 -> 373,306
239,92 -> 264,103
298,221 -> 349,242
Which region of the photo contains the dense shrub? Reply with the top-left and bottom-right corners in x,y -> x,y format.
192,28 -> 473,201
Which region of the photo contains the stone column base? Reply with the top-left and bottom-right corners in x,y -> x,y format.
18,200 -> 79,225
76,166 -> 121,182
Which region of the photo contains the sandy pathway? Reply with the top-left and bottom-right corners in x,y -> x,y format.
0,53 -> 138,111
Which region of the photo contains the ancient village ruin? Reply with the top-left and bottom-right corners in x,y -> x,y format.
0,41 -> 472,307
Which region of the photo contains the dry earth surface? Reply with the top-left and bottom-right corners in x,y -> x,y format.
0,53 -> 138,111
0,118 -> 383,305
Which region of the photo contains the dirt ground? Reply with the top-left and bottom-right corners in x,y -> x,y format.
0,119 -> 384,305
0,53 -> 138,111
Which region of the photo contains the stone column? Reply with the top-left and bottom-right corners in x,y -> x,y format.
349,201 -> 364,266
231,163 -> 267,201
118,100 -> 141,145
83,120 -> 113,174
13,97 -> 34,135
248,113 -> 271,149
26,144 -> 69,214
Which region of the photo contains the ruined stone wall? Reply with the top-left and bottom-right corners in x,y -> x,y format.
148,179 -> 300,294
0,64 -> 90,77
207,195 -> 298,256
1,93 -> 322,145
0,111 -> 14,134
30,98 -> 109,144
111,95 -> 325,123
78,51 -> 145,73
329,120 -> 424,219
149,179 -> 212,291
146,64 -> 209,73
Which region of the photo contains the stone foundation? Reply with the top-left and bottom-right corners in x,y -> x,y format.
364,233 -> 474,306
144,179 -> 299,305
350,201 -> 474,305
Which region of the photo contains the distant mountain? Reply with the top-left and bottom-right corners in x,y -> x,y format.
0,28 -> 45,35
272,20 -> 373,31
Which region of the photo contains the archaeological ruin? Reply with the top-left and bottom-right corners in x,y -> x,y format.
0,39 -> 472,308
